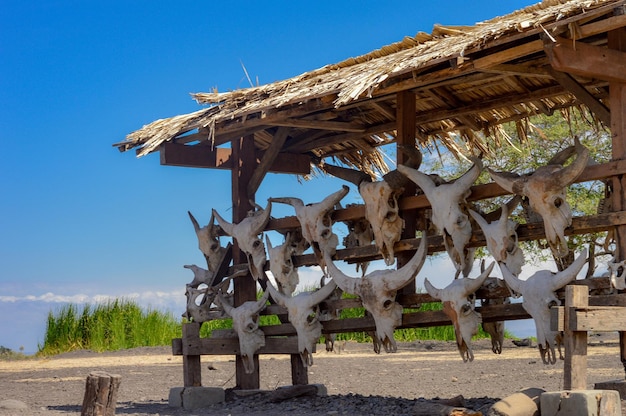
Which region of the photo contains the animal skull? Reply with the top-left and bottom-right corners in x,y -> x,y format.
608,259 -> 626,291
317,276 -> 344,352
188,211 -> 227,272
480,276 -> 510,355
487,138 -> 589,258
323,146 -> 422,266
324,235 -> 428,353
342,206 -> 374,276
266,234 -> 299,296
216,290 -> 270,374
270,186 -> 349,274
183,270 -> 243,322
398,157 -> 482,277
500,248 -> 587,364
424,262 -> 495,362
212,202 -> 272,280
266,278 -> 339,366
468,200 -> 524,276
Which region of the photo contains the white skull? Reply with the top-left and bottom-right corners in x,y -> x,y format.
342,210 -> 374,276
324,236 -> 428,353
488,139 -> 589,258
608,259 -> 626,291
216,291 -> 269,374
266,234 -> 299,296
212,202 -> 272,280
270,186 -> 349,274
188,211 -> 226,273
425,262 -> 494,362
468,201 -> 524,277
500,249 -> 587,364
398,157 -> 483,277
266,279 -> 339,366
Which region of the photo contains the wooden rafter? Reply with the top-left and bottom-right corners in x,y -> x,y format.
246,127 -> 290,198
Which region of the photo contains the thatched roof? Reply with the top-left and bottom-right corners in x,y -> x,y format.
115,0 -> 626,176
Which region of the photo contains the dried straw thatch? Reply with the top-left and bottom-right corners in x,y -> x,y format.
115,0 -> 625,176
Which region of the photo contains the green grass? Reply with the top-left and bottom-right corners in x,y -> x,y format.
39,294 -> 513,356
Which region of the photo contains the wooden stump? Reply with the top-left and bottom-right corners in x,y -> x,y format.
81,371 -> 121,416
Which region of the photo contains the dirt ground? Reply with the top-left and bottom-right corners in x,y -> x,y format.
0,333 -> 625,415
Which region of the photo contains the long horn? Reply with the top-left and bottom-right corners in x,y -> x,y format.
216,292 -> 234,316
269,196 -> 304,209
424,278 -> 443,300
322,163 -> 372,186
551,248 -> 588,291
323,252 -> 362,296
188,211 -> 201,232
306,279 -> 338,309
248,202 -> 272,235
487,168 -> 522,194
499,262 -> 524,295
252,290 -> 270,314
462,261 -> 495,295
381,235 -> 428,290
397,164 -> 436,195
212,209 -> 235,236
548,140 -> 589,192
318,185 -> 349,211
468,209 -> 488,233
382,145 -> 423,189
450,157 -> 483,194
265,235 -> 273,251
266,281 -> 287,307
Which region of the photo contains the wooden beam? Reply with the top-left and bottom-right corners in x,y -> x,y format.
267,118 -> 366,133
160,142 -> 310,175
247,127 -> 290,198
546,38 -> 626,83
546,67 -> 611,126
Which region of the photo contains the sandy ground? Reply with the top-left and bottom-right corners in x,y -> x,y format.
0,333 -> 625,415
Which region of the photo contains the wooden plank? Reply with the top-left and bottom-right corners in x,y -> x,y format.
159,142 -> 310,175
546,67 -> 611,126
177,336 -> 304,356
546,38 -> 626,84
570,306 -> 626,331
564,285 -> 588,391
247,127 -> 290,198
181,323 -> 202,387
267,118 -> 366,133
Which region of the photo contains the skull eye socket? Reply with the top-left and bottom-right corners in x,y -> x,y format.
307,314 -> 317,324
385,211 -> 397,221
461,303 -> 472,316
321,229 -> 331,239
322,215 -> 331,227
285,258 -> 292,267
553,197 -> 563,209
210,243 -> 219,251
252,239 -> 261,249
548,300 -> 558,308
387,196 -> 397,210
383,299 -> 393,309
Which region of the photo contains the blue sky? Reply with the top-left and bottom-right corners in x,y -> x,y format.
0,1 -> 538,353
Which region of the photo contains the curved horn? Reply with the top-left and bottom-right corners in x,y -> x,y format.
462,261 -> 495,295
252,290 -> 270,314
318,185 -> 349,211
265,235 -> 273,251
468,209 -> 488,232
487,168 -> 522,194
269,196 -> 304,209
382,145 -> 423,189
306,279 -> 338,309
266,281 -> 287,307
451,157 -> 483,193
549,140 -> 590,192
499,262 -> 524,295
397,164 -> 436,195
188,211 -> 201,232
551,248 -> 588,291
322,163 -> 372,186
323,252 -> 362,295
424,278 -> 443,300
212,209 -> 234,236
248,202 -> 272,235
216,292 -> 234,315
381,235 -> 428,290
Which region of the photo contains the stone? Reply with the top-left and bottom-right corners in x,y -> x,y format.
594,380 -> 626,400
168,386 -> 225,410
488,387 -> 544,416
540,390 -> 620,416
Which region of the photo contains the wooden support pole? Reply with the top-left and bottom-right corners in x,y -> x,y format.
608,22 -> 626,378
81,371 -> 121,416
182,323 -> 202,387
396,90 -> 418,296
563,285 -> 589,390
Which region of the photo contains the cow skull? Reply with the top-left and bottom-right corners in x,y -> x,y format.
608,259 -> 626,291
324,235 -> 428,353
216,290 -> 270,374
487,138 -> 589,258
323,145 -> 422,266
317,276 -> 344,352
212,202 -> 272,280
398,157 -> 483,276
183,275 -> 239,323
480,275 -> 510,355
500,248 -> 587,364
266,234 -> 299,296
425,262 -> 494,362
188,211 -> 227,272
468,200 -> 524,276
266,278 -> 339,366
342,205 -> 374,276
270,186 -> 349,274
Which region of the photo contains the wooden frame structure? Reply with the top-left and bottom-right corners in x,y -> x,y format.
116,0 -> 626,391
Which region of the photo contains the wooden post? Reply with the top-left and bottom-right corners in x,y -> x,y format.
232,134 -> 261,389
182,322 -> 202,387
608,22 -> 626,377
396,90 -> 418,296
81,371 -> 121,416
563,285 -> 589,390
